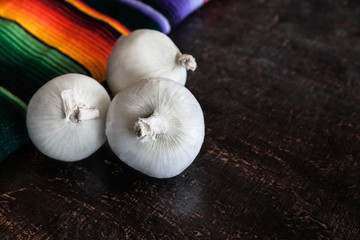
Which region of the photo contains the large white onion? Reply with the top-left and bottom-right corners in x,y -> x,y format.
106,77 -> 205,178
26,73 -> 111,162
106,29 -> 197,94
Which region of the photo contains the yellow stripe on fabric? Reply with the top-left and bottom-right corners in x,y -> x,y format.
66,0 -> 130,36
0,0 -> 119,82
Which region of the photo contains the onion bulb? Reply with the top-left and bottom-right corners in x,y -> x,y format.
106,77 -> 205,178
106,29 -> 197,94
26,73 -> 111,162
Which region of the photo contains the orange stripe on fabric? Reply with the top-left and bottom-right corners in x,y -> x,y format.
0,0 -> 120,82
66,0 -> 130,35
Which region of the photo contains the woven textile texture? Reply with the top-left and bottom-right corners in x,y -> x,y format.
0,0 -> 208,162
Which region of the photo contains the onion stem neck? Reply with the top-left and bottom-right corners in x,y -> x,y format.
134,113 -> 168,142
178,54 -> 197,71
61,89 -> 99,122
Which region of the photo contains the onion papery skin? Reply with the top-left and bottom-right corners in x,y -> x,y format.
26,73 -> 111,162
106,78 -> 205,178
107,29 -> 187,94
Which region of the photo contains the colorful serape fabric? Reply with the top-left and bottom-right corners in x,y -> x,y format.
0,0 -> 208,162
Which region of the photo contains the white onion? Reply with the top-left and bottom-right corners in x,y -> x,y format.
26,73 -> 111,162
106,77 -> 205,178
106,29 -> 197,94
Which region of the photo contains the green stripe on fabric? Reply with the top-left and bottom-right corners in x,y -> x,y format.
0,18 -> 89,103
0,87 -> 29,163
81,0 -> 161,31
0,87 -> 27,112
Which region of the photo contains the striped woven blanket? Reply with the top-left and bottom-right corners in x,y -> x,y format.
0,0 -> 208,162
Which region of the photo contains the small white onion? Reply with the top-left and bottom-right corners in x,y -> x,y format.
106,77 -> 205,178
26,73 -> 111,162
106,29 -> 197,94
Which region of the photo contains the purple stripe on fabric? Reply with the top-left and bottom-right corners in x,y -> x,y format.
117,0 -> 171,33
140,0 -> 204,26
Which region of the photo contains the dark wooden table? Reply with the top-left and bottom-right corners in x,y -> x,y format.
1,0 -> 360,239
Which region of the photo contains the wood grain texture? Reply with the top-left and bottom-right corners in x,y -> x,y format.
1,0 -> 360,239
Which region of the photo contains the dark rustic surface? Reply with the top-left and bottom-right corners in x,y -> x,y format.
1,0 -> 360,239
